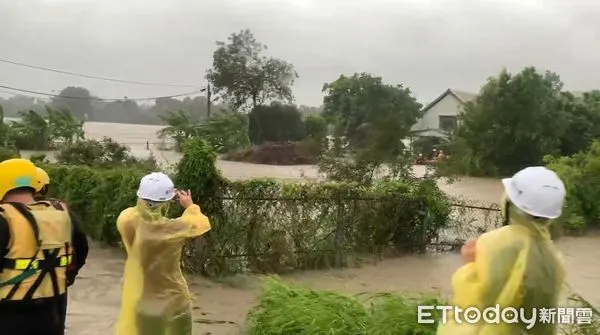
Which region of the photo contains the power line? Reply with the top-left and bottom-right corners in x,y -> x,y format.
0,57 -> 201,88
0,84 -> 205,102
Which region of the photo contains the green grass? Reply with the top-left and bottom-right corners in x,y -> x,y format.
246,276 -> 445,335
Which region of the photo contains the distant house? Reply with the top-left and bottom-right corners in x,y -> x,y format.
411,88 -> 589,139
411,88 -> 476,138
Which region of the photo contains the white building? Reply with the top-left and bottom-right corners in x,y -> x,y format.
411,88 -> 476,138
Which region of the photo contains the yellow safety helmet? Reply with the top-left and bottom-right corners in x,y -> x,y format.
35,167 -> 50,192
0,158 -> 38,200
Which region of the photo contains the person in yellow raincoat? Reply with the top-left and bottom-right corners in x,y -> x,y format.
438,166 -> 566,335
115,172 -> 211,335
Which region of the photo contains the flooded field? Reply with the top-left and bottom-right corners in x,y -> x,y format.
20,121 -> 597,334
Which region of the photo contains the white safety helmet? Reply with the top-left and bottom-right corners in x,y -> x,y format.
136,172 -> 176,202
501,166 -> 566,219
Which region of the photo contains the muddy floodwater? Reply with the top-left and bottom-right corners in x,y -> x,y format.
19,122 -> 598,334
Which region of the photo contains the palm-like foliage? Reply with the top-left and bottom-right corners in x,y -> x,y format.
47,106 -> 85,145
11,110 -> 50,150
157,109 -> 250,153
157,109 -> 200,151
7,107 -> 85,150
197,112 -> 250,153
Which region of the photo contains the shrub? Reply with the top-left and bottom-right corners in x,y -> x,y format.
42,164 -> 146,243
29,153 -> 49,164
248,103 -> 305,145
44,138 -> 452,276
246,277 -> 444,335
545,141 -> 600,234
56,137 -> 157,170
195,177 -> 451,275
0,147 -> 19,161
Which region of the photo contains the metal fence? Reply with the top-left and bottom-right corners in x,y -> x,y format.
184,195 -> 502,275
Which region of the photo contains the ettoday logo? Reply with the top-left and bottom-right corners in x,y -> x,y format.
418,305 -> 578,329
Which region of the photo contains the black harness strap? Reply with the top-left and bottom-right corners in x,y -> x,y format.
22,248 -> 61,300
8,203 -> 40,247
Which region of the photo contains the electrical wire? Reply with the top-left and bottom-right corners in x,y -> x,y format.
0,84 -> 204,102
0,57 -> 201,88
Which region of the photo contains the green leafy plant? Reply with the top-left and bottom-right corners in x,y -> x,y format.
246,277 -> 444,335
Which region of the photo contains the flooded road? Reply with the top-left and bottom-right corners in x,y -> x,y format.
68,232 -> 600,335
21,121 -> 597,334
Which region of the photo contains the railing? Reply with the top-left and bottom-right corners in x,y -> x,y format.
182,196 -> 501,275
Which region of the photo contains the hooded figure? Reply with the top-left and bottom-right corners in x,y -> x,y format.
115,172 -> 211,335
437,166 -> 566,335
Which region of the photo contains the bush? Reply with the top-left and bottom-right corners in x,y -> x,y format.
42,164 -> 146,243
222,141 -> 319,165
192,177 -> 451,275
246,277 -> 444,335
0,147 -> 19,161
29,153 -> 49,164
248,103 -> 305,145
545,141 -> 600,234
44,138 -> 452,276
56,137 -> 157,170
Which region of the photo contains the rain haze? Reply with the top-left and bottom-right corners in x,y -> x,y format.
1,0 -> 600,106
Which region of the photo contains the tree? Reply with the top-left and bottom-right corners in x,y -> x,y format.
50,86 -> 95,120
453,67 -> 567,176
248,102 -> 304,144
303,114 -> 328,140
197,112 -> 250,153
206,29 -> 298,111
10,110 -> 50,150
558,91 -> 600,156
319,73 -> 422,182
46,106 -> 84,145
157,110 -> 199,151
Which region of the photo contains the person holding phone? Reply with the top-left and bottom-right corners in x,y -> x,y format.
115,172 -> 211,335
438,166 -> 566,335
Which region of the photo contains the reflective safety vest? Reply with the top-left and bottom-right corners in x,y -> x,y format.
0,201 -> 73,301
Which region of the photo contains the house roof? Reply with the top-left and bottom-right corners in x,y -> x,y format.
421,88 -> 476,114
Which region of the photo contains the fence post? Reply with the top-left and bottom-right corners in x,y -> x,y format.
334,196 -> 345,268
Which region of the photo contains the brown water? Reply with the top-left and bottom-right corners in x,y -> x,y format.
25,122 -> 598,334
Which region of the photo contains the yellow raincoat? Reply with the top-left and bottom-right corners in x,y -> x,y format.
115,199 -> 211,335
437,198 -> 565,334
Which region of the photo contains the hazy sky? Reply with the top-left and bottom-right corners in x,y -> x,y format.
1,0 -> 599,106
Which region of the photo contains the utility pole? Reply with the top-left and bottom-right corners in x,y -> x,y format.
206,83 -> 212,119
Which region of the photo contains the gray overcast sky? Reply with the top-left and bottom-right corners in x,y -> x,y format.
1,0 -> 599,106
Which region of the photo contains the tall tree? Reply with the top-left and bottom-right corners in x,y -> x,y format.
455,67 -> 567,176
206,29 -> 298,111
558,90 -> 600,156
50,86 -> 95,120
319,73 -> 422,182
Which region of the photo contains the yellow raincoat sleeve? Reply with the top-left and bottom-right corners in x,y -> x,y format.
117,207 -> 138,250
178,204 -> 211,237
450,226 -> 523,310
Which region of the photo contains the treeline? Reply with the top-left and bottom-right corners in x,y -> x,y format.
0,90 -> 321,126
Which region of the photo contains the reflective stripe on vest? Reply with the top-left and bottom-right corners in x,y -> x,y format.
0,201 -> 72,301
3,255 -> 73,270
